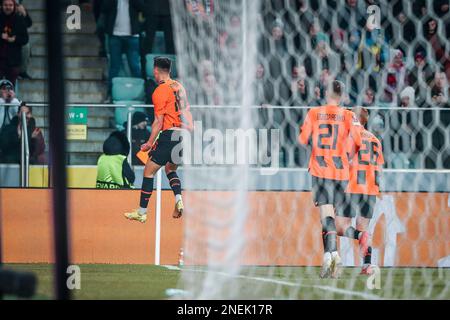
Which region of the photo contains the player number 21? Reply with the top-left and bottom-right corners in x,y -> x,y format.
317,124 -> 339,150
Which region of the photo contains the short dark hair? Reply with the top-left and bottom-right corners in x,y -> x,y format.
154,56 -> 171,72
331,80 -> 345,97
18,101 -> 32,113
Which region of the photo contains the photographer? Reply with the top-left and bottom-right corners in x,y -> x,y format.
0,101 -> 45,164
0,79 -> 19,128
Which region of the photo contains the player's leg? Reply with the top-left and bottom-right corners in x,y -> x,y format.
356,194 -> 376,274
313,177 -> 340,278
124,159 -> 162,223
356,215 -> 372,273
165,162 -> 183,219
336,193 -> 361,239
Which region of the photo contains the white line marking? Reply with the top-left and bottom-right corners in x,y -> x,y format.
162,265 -> 181,271
181,268 -> 382,300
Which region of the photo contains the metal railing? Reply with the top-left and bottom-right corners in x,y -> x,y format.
20,110 -> 30,187
0,102 -> 448,186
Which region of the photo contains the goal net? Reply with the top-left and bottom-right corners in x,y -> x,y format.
170,0 -> 450,299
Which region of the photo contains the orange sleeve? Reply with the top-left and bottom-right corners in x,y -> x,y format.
347,111 -> 363,148
152,86 -> 169,116
299,109 -> 313,145
377,140 -> 385,165
346,134 -> 357,160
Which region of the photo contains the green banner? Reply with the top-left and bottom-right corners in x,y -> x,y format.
67,107 -> 88,125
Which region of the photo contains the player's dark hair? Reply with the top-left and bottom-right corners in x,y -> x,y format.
331,80 -> 344,97
154,57 -> 171,73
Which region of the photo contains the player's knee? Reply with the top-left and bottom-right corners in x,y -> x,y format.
335,217 -> 351,236
356,217 -> 370,232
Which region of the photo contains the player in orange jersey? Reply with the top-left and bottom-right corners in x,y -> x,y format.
124,57 -> 193,223
335,106 -> 384,275
299,80 -> 362,278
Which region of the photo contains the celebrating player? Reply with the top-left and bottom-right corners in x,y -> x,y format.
335,106 -> 384,275
124,57 -> 193,223
298,80 -> 362,278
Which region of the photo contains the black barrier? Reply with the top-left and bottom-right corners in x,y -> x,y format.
45,0 -> 71,300
0,269 -> 37,299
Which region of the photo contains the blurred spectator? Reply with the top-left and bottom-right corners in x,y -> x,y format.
412,0 -> 427,18
312,69 -> 331,105
399,86 -> 416,108
185,0 -> 214,20
434,0 -> 450,17
127,111 -> 150,165
430,71 -> 449,107
199,60 -> 223,105
219,14 -> 241,50
361,87 -> 376,107
0,78 -> 19,128
356,29 -> 389,75
15,1 -> 32,79
407,51 -> 434,107
0,0 -> 29,85
93,0 -> 106,57
0,102 -> 45,164
424,17 -> 450,81
290,78 -> 311,106
254,63 -> 274,106
96,131 -> 135,189
141,0 -> 175,79
394,3 -> 416,44
380,49 -> 406,105
313,32 -> 340,79
337,0 -> 366,31
101,0 -> 144,100
267,19 -> 288,79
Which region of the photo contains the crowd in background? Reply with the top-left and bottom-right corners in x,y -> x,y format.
0,0 -> 449,170
252,0 -> 450,109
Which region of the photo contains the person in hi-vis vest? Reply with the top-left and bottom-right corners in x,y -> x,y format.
96,131 -> 135,189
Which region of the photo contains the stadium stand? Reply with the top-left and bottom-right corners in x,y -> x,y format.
4,0 -> 449,169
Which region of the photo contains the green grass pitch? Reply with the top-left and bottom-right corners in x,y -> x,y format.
3,264 -> 449,300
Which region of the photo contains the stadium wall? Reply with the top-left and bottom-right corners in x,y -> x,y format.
1,189 -> 448,267
1,165 -> 450,192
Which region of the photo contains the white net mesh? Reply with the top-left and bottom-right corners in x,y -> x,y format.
170,0 -> 450,299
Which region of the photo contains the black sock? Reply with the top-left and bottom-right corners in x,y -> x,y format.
139,177 -> 154,209
344,226 -> 361,240
167,171 -> 182,196
364,246 -> 372,264
321,216 -> 337,253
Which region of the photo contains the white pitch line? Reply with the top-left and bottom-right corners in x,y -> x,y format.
162,265 -> 181,271
311,285 -> 381,300
177,267 -> 382,300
